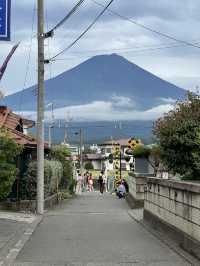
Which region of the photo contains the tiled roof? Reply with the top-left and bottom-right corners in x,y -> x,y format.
85,154 -> 104,160
0,106 -> 40,147
8,128 -> 37,146
99,139 -> 130,147
0,106 -> 34,129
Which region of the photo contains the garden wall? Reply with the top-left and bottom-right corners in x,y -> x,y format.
144,177 -> 200,259
0,194 -> 59,212
126,172 -> 149,208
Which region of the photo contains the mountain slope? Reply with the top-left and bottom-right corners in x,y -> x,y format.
5,54 -> 185,111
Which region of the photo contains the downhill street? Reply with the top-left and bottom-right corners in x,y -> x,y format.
14,192 -> 191,266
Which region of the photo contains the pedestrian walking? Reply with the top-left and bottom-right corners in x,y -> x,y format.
85,171 -> 90,191
103,174 -> 107,192
88,173 -> 94,192
99,171 -> 105,195
76,171 -> 83,195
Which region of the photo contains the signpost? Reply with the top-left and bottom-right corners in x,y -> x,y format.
0,0 -> 11,41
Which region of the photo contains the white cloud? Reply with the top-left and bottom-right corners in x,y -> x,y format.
20,100 -> 174,122
159,97 -> 177,104
111,95 -> 135,109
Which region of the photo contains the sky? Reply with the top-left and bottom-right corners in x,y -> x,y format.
0,0 -> 200,120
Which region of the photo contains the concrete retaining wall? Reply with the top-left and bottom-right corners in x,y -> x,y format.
0,194 -> 59,212
126,173 -> 148,208
144,177 -> 200,259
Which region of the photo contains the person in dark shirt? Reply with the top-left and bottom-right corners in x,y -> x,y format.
122,179 -> 129,193
98,171 -> 104,194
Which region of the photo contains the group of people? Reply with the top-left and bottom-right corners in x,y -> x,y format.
76,171 -> 94,194
75,170 -> 129,198
84,171 -> 94,192
75,170 -> 107,195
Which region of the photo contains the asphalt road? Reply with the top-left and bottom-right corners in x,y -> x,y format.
14,192 -> 191,266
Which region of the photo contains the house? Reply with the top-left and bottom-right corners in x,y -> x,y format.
99,139 -> 132,171
98,139 -> 154,174
84,153 -> 105,170
83,139 -> 132,172
0,106 -> 49,199
0,106 -> 49,149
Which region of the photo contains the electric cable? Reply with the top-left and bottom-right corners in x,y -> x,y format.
53,39 -> 200,62
18,3 -> 36,114
45,8 -> 53,81
46,0 -> 86,37
91,0 -> 200,50
62,39 -> 200,55
50,0 -> 115,61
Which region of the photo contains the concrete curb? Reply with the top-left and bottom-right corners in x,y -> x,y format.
128,209 -> 200,266
0,215 -> 43,266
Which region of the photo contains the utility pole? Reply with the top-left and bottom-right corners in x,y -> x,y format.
64,118 -> 68,144
80,128 -> 83,177
63,112 -> 72,144
120,149 -> 122,180
37,0 -> 45,215
48,125 -> 51,148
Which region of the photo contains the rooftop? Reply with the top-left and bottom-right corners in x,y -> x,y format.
99,139 -> 130,147
0,106 -> 40,148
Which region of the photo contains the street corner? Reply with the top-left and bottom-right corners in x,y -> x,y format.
0,212 -> 43,266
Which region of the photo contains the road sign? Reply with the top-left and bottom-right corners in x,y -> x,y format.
0,0 -> 11,41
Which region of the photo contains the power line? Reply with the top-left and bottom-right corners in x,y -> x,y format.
18,3 -> 36,114
45,7 -> 53,80
63,39 -> 200,55
53,40 -> 200,62
50,0 -> 115,61
45,0 -> 86,37
91,0 -> 200,51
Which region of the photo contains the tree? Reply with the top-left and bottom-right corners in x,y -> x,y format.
148,145 -> 161,176
0,129 -> 22,199
84,161 -> 94,170
154,92 -> 200,179
132,145 -> 150,158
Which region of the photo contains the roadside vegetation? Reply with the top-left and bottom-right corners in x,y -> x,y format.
0,129 -> 22,200
0,130 -> 75,202
154,92 -> 200,180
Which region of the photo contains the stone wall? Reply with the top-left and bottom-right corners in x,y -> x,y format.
126,172 -> 148,208
144,177 -> 200,259
0,194 -> 59,212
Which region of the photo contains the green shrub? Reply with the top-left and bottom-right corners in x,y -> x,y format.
49,160 -> 63,194
84,161 -> 94,170
50,145 -> 74,193
132,145 -> 150,158
0,129 -> 22,199
24,159 -> 63,199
